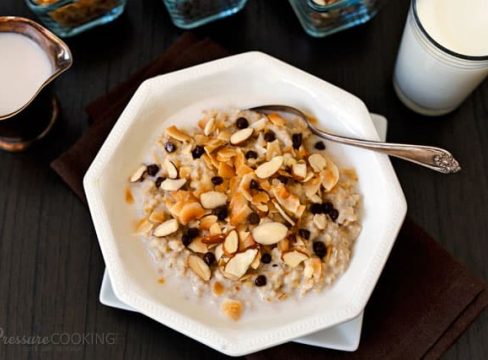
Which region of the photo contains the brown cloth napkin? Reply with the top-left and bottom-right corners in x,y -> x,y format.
50,33 -> 488,359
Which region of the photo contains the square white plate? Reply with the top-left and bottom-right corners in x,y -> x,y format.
98,114 -> 388,353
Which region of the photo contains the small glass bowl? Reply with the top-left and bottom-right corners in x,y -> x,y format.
26,0 -> 127,38
162,0 -> 248,29
289,0 -> 387,38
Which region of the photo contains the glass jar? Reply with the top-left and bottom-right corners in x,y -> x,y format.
289,0 -> 387,38
26,0 -> 127,38
163,0 -> 248,29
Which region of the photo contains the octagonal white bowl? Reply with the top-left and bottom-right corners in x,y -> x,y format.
83,52 -> 407,356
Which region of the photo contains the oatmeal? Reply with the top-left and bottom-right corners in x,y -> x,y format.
127,109 -> 361,320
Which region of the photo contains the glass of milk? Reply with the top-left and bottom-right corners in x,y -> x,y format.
0,16 -> 72,152
393,0 -> 488,116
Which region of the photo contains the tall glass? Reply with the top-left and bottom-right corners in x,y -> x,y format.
393,0 -> 488,116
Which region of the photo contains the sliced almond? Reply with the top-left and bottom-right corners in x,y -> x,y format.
209,222 -> 222,235
188,254 -> 211,281
272,200 -> 295,226
308,153 -> 327,172
292,161 -> 307,180
160,178 -> 186,191
252,222 -> 288,245
166,125 -> 191,142
130,165 -> 146,182
239,233 -> 256,251
224,248 -> 258,279
148,210 -> 166,223
200,191 -> 227,209
313,214 -> 327,230
163,158 -> 178,179
250,251 -> 261,269
223,230 -> 239,255
230,128 -> 254,145
188,237 -> 208,253
282,250 -> 308,268
221,298 -> 243,321
215,244 -> 224,261
255,204 -> 269,213
204,117 -> 215,136
200,215 -> 218,230
251,117 -> 268,131
321,159 -> 340,192
153,218 -> 179,237
255,156 -> 283,179
201,233 -> 225,244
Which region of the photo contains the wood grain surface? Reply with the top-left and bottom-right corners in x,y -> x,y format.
0,0 -> 487,359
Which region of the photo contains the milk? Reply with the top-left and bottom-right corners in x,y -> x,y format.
0,33 -> 53,116
393,0 -> 488,116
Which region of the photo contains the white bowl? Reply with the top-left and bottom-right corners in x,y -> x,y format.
83,52 -> 407,356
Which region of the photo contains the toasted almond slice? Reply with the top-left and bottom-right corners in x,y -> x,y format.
250,251 -> 261,269
200,191 -> 227,209
308,153 -> 327,172
200,215 -> 218,230
130,165 -> 146,182
148,210 -> 166,223
215,244 -> 224,261
221,298 -> 243,321
321,159 -> 340,192
230,128 -> 254,145
278,237 -> 289,252
224,248 -> 258,279
188,237 -> 208,253
163,158 -> 178,179
160,178 -> 186,191
153,218 -> 179,237
282,250 -> 308,268
134,218 -> 153,234
188,254 -> 211,281
204,117 -> 215,136
201,233 -> 225,244
313,214 -> 327,230
255,204 -> 269,212
223,230 -> 239,255
217,129 -> 232,142
303,171 -> 315,182
292,161 -> 307,180
209,222 -> 222,235
255,156 -> 283,179
166,125 -> 191,142
272,200 -> 295,226
252,222 -> 288,245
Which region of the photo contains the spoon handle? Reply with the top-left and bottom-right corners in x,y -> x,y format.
309,125 -> 461,174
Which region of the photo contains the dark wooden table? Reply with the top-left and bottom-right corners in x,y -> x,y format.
0,0 -> 487,359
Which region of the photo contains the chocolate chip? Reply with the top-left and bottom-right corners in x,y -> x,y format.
165,142 -> 176,153
192,145 -> 204,159
203,252 -> 216,266
322,202 -> 333,214
186,227 -> 199,239
146,164 -> 160,176
214,205 -> 228,221
236,117 -> 249,129
155,176 -> 166,188
211,176 -> 224,185
313,241 -> 327,258
245,150 -> 258,159
277,175 -> 289,184
314,141 -> 326,150
254,275 -> 267,287
250,179 -> 260,190
247,212 -> 260,225
292,133 -> 303,149
182,234 -> 192,247
264,131 -> 276,142
310,203 -> 323,215
261,253 -> 272,264
329,208 -> 339,222
298,228 -> 311,240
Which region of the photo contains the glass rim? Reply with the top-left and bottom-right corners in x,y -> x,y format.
412,0 -> 488,61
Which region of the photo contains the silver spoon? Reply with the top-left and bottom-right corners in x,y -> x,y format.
250,105 -> 461,174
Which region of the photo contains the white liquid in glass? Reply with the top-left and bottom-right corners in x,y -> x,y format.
0,33 -> 53,116
394,0 -> 488,116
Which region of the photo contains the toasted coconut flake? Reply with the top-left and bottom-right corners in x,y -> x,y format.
223,230 -> 239,255
218,162 -> 235,178
278,237 -> 290,252
200,191 -> 227,209
267,112 -> 286,126
160,178 -> 186,191
201,233 -> 225,244
229,192 -> 252,226
216,147 -> 237,162
148,210 -> 166,224
255,156 -> 283,179
292,161 -> 307,180
130,165 -> 146,182
204,138 -> 225,154
266,140 -> 282,161
217,129 -> 231,142
252,222 -> 288,245
239,233 -> 256,251
179,202 -> 206,225
188,254 -> 211,281
153,218 -> 179,237
224,248 -> 258,279
321,158 -> 340,192
221,298 -> 243,321
134,218 -> 153,234
200,215 -> 218,230
282,250 -> 308,268
272,200 -> 295,226
230,128 -> 254,145
166,125 -> 191,142
308,153 -> 327,172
